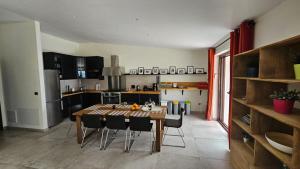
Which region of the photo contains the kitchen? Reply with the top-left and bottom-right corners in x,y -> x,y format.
43,50 -> 208,127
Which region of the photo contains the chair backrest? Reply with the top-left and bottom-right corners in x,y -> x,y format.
81,114 -> 104,128
106,115 -> 127,130
129,116 -> 152,131
178,108 -> 185,127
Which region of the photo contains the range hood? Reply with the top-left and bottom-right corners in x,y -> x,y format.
102,55 -> 125,76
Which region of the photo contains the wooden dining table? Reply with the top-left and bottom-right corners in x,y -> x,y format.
73,104 -> 167,152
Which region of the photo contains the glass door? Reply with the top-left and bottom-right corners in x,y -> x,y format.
218,53 -> 230,128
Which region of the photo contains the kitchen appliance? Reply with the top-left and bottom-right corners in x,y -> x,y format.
153,83 -> 158,91
102,55 -> 126,91
101,55 -> 125,104
101,92 -> 121,104
44,70 -> 63,127
96,83 -> 101,90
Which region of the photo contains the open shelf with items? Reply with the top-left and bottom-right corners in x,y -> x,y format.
231,35 -> 300,169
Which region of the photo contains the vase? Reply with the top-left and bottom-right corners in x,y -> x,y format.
294,64 -> 300,80
273,99 -> 294,114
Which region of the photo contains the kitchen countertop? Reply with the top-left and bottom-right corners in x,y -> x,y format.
62,90 -> 160,97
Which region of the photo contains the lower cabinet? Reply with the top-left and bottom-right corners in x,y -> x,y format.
83,93 -> 102,108
140,94 -> 160,105
62,94 -> 83,120
121,93 -> 160,105
121,93 -> 140,104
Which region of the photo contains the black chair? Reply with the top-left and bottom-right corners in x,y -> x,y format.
162,108 -> 185,148
104,115 -> 129,151
81,114 -> 106,149
127,116 -> 154,153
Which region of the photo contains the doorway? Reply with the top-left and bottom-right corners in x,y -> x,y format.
218,53 -> 230,129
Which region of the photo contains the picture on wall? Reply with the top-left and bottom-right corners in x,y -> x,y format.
159,69 -> 168,75
195,68 -> 205,74
169,66 -> 176,74
152,67 -> 159,74
187,66 -> 194,74
144,69 -> 152,75
177,68 -> 186,74
129,69 -> 137,75
138,67 -> 144,74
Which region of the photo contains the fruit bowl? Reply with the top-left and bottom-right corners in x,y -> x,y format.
130,103 -> 140,111
265,132 -> 293,154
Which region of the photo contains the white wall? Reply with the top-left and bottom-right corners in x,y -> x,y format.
78,43 -> 208,112
255,0 -> 300,48
0,65 -> 7,127
0,21 -> 47,129
41,33 -> 79,55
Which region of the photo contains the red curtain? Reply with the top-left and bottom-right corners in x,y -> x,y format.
228,20 -> 255,147
205,48 -> 215,120
239,20 -> 255,53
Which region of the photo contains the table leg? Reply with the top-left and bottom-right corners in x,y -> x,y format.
76,115 -> 82,144
155,119 -> 162,152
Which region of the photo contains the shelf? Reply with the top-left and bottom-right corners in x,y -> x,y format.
251,104 -> 300,129
245,141 -> 254,153
233,98 -> 300,129
123,72 -> 207,76
160,87 -> 200,91
232,118 -> 251,134
231,139 -> 254,164
253,135 -> 292,168
233,77 -> 300,84
233,98 -> 248,106
234,48 -> 260,57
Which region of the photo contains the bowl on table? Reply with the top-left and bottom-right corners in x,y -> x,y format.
265,132 -> 293,154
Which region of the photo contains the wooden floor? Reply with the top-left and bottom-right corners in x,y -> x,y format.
0,113 -> 232,169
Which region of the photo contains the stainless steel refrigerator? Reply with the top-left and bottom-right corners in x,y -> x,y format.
44,70 -> 63,127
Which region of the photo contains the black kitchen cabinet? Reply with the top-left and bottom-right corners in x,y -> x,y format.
121,93 -> 160,105
140,94 -> 160,105
77,57 -> 86,79
85,56 -> 104,80
43,52 -> 61,70
60,54 -> 77,79
62,94 -> 83,119
83,93 -> 102,108
121,93 -> 140,104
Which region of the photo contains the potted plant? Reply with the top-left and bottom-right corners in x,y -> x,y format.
270,89 -> 300,114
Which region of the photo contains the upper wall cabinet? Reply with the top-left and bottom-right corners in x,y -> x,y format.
60,54 -> 78,80
85,56 -> 104,80
43,53 -> 104,80
43,52 -> 61,70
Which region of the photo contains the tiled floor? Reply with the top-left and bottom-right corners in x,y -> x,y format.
0,113 -> 232,169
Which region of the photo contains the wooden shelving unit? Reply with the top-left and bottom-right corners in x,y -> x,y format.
231,35 -> 300,169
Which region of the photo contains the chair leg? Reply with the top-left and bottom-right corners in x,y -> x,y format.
163,127 -> 168,142
149,131 -> 153,154
100,128 -> 105,150
128,131 -> 132,152
104,129 -> 110,150
177,128 -> 186,148
66,123 -> 72,136
80,127 -> 87,148
179,128 -> 184,137
125,129 -> 128,152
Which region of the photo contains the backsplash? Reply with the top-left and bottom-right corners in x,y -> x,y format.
60,79 -> 80,93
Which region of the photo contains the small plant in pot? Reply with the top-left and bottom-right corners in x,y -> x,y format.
270,89 -> 300,114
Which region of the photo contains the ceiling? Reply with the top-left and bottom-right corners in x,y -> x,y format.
0,0 -> 284,49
